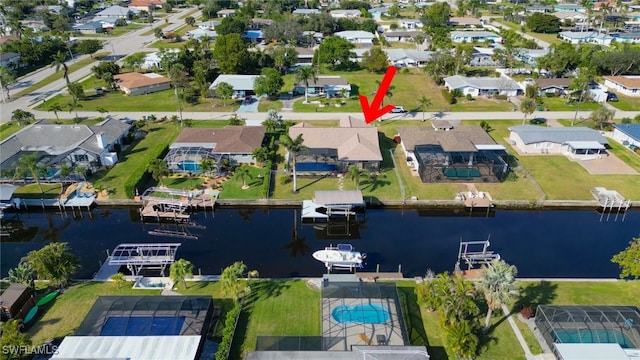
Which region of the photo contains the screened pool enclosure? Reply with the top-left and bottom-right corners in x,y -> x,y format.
164,147 -> 221,175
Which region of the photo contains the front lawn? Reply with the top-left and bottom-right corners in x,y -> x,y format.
258,98 -> 283,112
162,176 -> 205,190
538,97 -> 602,111
0,122 -> 22,141
106,23 -> 146,37
449,98 -> 512,112
608,94 -> 640,111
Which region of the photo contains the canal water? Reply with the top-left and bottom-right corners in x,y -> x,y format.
1,207 -> 638,279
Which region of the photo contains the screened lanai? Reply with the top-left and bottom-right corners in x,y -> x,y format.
164,146 -> 221,174
413,144 -> 508,183
535,305 -> 640,353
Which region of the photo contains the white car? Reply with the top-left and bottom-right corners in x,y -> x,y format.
390,106 -> 407,113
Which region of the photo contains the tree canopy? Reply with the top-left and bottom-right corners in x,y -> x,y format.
213,34 -> 249,74
526,13 -> 561,33
361,47 -> 389,73
611,237 -> 640,279
254,67 -> 284,98
76,39 -> 103,58
22,242 -> 80,288
316,36 -> 354,70
420,2 -> 451,31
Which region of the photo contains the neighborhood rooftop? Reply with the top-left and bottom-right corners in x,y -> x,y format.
509,125 -> 609,145
397,125 -> 498,152
171,126 -> 265,153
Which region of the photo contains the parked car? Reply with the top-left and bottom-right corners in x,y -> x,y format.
244,96 -> 253,104
606,92 -> 619,102
530,117 -> 547,125
390,106 -> 407,113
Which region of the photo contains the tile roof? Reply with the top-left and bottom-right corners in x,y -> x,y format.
604,75 -> 640,89
397,125 -> 496,152
113,72 -> 171,90
172,126 -> 266,153
288,123 -> 382,162
509,125 -> 608,145
129,0 -> 164,7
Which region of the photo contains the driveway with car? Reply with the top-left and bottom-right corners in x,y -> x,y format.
237,96 -> 260,112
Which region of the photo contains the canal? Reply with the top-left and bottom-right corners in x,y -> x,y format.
1,207 -> 638,279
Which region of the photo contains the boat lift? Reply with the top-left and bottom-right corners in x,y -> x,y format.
107,243 -> 182,277
455,236 -> 500,271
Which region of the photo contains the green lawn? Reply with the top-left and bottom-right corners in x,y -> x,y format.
163,176 -> 205,190
258,98 -> 283,112
0,122 -> 22,141
14,53 -> 109,98
609,94 -> 640,111
13,183 -> 63,199
141,23 -> 170,36
179,8 -> 199,19
218,166 -> 269,199
494,19 -> 562,46
607,140 -> 640,172
449,98 -> 512,112
149,39 -> 190,48
39,82 -> 239,112
107,23 -> 146,37
538,97 -> 602,111
28,281 -> 161,345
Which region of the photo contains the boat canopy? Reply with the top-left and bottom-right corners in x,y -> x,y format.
337,244 -> 353,252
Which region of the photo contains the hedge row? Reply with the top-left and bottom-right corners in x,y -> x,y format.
123,145 -> 169,198
214,302 -> 242,360
260,160 -> 273,199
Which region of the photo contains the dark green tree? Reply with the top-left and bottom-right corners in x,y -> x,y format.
611,237 -> 640,279
76,39 -> 103,58
526,13 -> 561,33
215,16 -> 246,35
361,47 -> 388,73
254,67 -> 284,99
315,36 -> 355,70
213,34 -> 249,74
22,242 -> 80,288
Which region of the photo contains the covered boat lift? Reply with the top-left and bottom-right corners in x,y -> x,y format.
105,243 -> 181,277
302,190 -> 365,222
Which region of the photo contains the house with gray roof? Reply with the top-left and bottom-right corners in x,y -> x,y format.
370,6 -> 389,19
186,28 -> 217,41
612,124 -> 640,147
0,52 -> 20,67
515,48 -> 550,67
386,49 -> 432,67
73,22 -> 105,34
293,76 -> 351,98
450,30 -> 502,43
559,31 -> 613,45
335,30 -> 375,46
292,8 -> 321,15
397,124 -> 509,183
444,75 -> 521,97
209,74 -> 260,99
447,17 -> 482,27
468,47 -> 501,67
330,9 -> 361,18
287,117 -> 382,173
383,30 -> 426,42
95,5 -> 137,18
508,125 -> 608,156
0,118 -> 132,180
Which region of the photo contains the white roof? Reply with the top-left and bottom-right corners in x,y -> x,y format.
335,30 -> 375,39
565,141 -> 606,150
554,343 -> 630,360
52,336 -> 201,360
314,190 -> 364,205
209,74 -> 259,90
475,144 -> 507,151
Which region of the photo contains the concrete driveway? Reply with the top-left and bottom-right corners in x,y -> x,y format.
237,96 -> 259,112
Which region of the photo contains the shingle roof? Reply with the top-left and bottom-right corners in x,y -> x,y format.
0,52 -> 19,61
74,22 -> 103,30
509,125 -> 608,145
448,17 -> 482,25
450,30 -> 500,38
96,5 -> 135,17
444,75 -> 521,90
113,72 -> 171,90
293,8 -> 320,14
614,124 -> 640,142
210,75 -> 259,91
383,30 -> 425,38
172,126 -> 266,153
604,75 -> 640,90
385,49 -> 433,62
397,125 -> 496,152
289,124 -> 382,161
302,76 -> 349,87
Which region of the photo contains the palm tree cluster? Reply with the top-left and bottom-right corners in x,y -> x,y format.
22,242 -> 80,288
220,261 -> 259,303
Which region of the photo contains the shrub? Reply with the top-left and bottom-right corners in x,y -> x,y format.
279,175 -> 291,185
520,305 -> 534,319
441,89 -> 456,104
465,93 -> 473,101
504,171 -> 518,182
260,161 -> 272,198
480,120 -> 491,132
214,302 -> 241,360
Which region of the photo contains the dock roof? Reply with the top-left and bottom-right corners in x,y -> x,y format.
314,190 -> 363,206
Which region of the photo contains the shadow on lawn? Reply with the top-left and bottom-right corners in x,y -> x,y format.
296,175 -> 330,192
250,279 -> 292,300
512,281 -> 558,314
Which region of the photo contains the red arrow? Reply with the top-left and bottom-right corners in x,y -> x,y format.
359,66 -> 397,124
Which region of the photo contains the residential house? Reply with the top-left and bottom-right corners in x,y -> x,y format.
0,52 -> 20,68
533,78 -> 572,96
370,6 -> 389,19
128,0 -> 164,12
19,20 -> 49,32
113,72 -> 172,96
397,124 -> 509,183
0,118 -> 132,175
594,1 -> 618,10
302,31 -> 324,45
553,4 -> 586,13
250,18 -> 273,29
293,76 -> 351,98
217,9 -> 236,17
386,49 -> 432,67
186,28 -> 217,41
383,30 -> 425,42
508,125 -> 608,156
553,11 -> 588,23
468,47 -> 501,67
166,126 -> 266,172
526,6 -> 553,13
209,74 -> 259,98
287,116 -> 383,173
447,17 -> 482,27
335,30 -> 375,46
604,75 -> 640,97
330,9 -> 362,18
611,124 -> 640,146
398,19 -> 423,29
141,49 -> 179,70
611,31 -> 640,43
515,48 -> 550,67
443,75 -> 521,97
292,8 -> 321,16
450,30 -> 502,43
95,5 -> 137,18
558,31 -> 613,45
73,22 -> 105,34
294,47 -> 315,65
197,20 -> 221,30
350,48 -> 370,63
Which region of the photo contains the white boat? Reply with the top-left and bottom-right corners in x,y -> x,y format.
312,244 -> 366,270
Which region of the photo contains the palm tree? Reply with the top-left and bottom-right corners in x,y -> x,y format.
477,259 -> 519,333
52,51 -> 70,86
48,103 -> 64,121
417,96 -> 432,121
199,159 -> 215,176
170,258 -> 194,289
374,79 -> 394,106
236,164 -> 252,189
279,134 -> 307,193
295,66 -> 317,103
348,165 -> 364,190
147,159 -> 170,186
59,163 -> 72,182
11,109 -> 35,127
14,155 -> 44,193
185,16 -> 196,27
520,98 -> 537,125
445,321 -> 479,360
110,272 -> 127,289
220,261 -> 254,303
252,147 -> 269,166
74,165 -> 86,181
8,262 -> 35,285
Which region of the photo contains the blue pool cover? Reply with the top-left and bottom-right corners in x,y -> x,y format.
332,304 -> 390,324
100,316 -> 186,336
296,163 -> 337,172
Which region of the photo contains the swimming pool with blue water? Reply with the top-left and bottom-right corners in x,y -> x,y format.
553,329 -> 635,348
296,162 -> 337,172
332,304 -> 390,324
100,316 -> 186,336
177,160 -> 201,172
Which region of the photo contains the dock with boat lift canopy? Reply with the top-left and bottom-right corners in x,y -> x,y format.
302,190 -> 365,222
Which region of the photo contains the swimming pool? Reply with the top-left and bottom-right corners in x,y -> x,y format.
332,304 -> 390,324
296,162 -> 337,172
100,316 -> 186,336
553,329 -> 635,348
177,160 -> 201,172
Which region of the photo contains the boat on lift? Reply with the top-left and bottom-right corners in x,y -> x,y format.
312,244 -> 366,271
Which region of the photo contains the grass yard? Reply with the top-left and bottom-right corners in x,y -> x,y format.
272,175 -> 343,199
107,23 -> 146,37
607,140 -> 640,172
258,98 -> 283,112
609,94 -> 640,111
179,8 -> 199,19
494,19 -> 562,46
28,281 -> 160,345
218,166 -> 269,199
538,97 -> 602,111
39,83 -> 239,112
0,122 -> 22,141
149,39 -> 190,48
162,176 -> 205,190
14,53 -> 109,98
449,98 -> 512,112
13,183 -> 63,199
